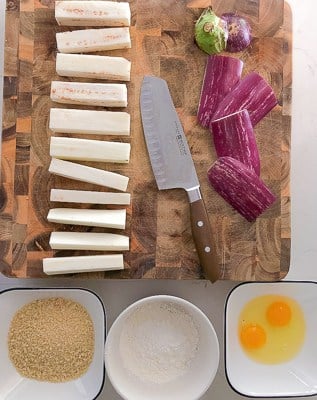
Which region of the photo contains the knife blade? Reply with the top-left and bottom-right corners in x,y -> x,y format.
140,76 -> 219,282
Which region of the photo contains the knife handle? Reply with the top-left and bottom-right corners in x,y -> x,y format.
190,198 -> 220,282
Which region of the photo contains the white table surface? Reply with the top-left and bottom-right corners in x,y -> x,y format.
0,1 -> 316,399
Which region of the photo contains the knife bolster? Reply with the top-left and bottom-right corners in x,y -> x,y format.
186,186 -> 202,203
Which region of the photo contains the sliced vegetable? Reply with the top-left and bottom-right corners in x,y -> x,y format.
50,81 -> 127,107
210,110 -> 260,175
49,158 -> 129,191
50,137 -> 130,163
207,156 -> 276,221
56,53 -> 131,81
221,13 -> 251,52
211,72 -> 277,126
43,254 -> 124,275
50,189 -> 131,205
49,108 -> 130,136
195,7 -> 228,55
55,1 -> 131,27
197,55 -> 243,128
49,231 -> 129,251
56,27 -> 131,53
47,208 -> 126,229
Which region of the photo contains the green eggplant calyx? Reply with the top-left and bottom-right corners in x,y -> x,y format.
195,7 -> 228,55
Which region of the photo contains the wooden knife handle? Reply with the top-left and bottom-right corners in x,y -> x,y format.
190,198 -> 220,282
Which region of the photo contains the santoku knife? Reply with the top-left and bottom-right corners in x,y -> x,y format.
140,76 -> 219,282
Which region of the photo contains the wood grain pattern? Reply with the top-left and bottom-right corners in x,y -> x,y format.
1,0 -> 292,279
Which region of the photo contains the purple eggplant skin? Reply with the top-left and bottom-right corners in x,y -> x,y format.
221,12 -> 252,52
210,109 -> 260,175
211,72 -> 278,126
197,55 -> 243,128
207,156 -> 276,221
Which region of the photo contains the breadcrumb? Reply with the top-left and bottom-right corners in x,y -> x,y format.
8,297 -> 94,382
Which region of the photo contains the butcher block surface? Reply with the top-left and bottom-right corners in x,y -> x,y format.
1,0 -> 292,280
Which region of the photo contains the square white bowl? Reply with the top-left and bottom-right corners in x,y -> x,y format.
225,281 -> 317,397
0,287 -> 106,400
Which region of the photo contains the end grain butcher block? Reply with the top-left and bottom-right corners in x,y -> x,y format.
1,0 -> 291,280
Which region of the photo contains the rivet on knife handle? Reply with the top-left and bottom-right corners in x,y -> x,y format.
189,198 -> 219,282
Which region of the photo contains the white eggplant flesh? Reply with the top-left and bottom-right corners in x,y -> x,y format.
50,137 -> 130,163
49,108 -> 130,136
50,81 -> 127,107
47,208 -> 126,229
55,1 -> 131,27
50,189 -> 131,205
43,254 -> 124,275
49,231 -> 130,250
56,27 -> 131,53
56,53 -> 131,81
49,158 -> 129,191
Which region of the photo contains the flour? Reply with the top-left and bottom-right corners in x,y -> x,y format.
119,301 -> 199,384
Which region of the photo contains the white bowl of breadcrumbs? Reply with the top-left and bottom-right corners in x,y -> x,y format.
0,287 -> 106,400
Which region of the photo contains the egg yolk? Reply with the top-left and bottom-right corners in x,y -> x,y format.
240,323 -> 266,350
266,301 -> 292,326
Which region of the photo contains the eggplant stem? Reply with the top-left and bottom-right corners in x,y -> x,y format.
203,22 -> 214,32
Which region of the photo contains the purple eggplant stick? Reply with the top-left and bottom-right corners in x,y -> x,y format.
197,55 -> 243,128
210,109 -> 260,175
211,72 -> 278,126
207,156 -> 276,221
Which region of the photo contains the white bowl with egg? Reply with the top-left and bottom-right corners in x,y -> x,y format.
105,295 -> 219,400
225,281 -> 317,397
0,287 -> 106,400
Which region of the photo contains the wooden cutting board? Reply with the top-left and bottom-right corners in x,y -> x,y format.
1,0 -> 291,280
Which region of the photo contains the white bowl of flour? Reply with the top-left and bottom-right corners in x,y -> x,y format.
105,295 -> 219,400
